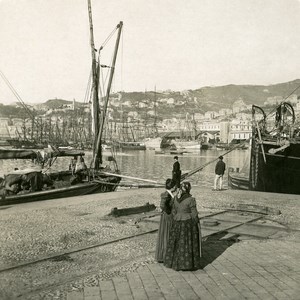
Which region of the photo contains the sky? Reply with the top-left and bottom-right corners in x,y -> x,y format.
0,0 -> 300,105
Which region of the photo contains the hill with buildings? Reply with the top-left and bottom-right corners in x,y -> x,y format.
1,79 -> 300,145
1,79 -> 300,118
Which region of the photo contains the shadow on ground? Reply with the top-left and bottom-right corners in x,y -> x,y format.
200,232 -> 237,269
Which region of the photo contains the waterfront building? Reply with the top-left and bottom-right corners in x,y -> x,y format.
199,121 -> 220,132
213,119 -> 252,143
228,119 -> 252,141
0,117 -> 10,139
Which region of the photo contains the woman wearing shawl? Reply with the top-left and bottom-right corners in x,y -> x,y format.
155,178 -> 176,263
164,182 -> 202,271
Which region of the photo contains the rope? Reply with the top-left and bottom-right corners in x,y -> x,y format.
0,69 -> 58,144
250,144 -> 259,189
99,26 -> 118,51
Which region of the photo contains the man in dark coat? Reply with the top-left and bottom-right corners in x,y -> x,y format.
214,155 -> 226,190
172,156 -> 181,188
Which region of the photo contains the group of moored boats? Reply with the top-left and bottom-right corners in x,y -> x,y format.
1,1 -> 299,208
0,1 -> 123,205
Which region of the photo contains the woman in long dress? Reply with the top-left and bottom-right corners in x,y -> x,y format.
155,178 -> 176,263
164,182 -> 202,271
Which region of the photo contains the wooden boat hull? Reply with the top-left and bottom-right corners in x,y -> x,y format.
200,143 -> 209,150
116,142 -> 146,150
0,175 -> 121,206
172,141 -> 200,150
216,144 -> 248,150
155,150 -> 165,154
169,151 -> 184,155
228,172 -> 249,190
144,137 -> 162,150
249,141 -> 300,194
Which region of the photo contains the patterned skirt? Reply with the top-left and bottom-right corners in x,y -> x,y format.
155,212 -> 173,263
163,218 -> 201,271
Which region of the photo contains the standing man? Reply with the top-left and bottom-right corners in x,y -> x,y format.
172,156 -> 181,188
214,155 -> 226,191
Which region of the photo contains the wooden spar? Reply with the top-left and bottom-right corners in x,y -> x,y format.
87,0 -> 100,167
99,171 -> 164,184
93,21 -> 123,168
93,179 -> 163,188
255,121 -> 266,163
181,140 -> 250,181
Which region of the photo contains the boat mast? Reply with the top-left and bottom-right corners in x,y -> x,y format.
87,0 -> 123,169
92,21 -> 123,168
87,0 -> 100,164
154,85 -> 158,136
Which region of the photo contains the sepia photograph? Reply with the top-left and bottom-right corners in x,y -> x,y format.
0,0 -> 299,299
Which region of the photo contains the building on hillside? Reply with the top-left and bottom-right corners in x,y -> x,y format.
11,118 -> 23,126
160,118 -> 180,131
204,111 -> 216,120
122,100 -> 132,107
286,94 -> 298,105
219,108 -> 233,116
147,110 -> 156,117
235,112 -> 252,121
174,100 -> 184,106
0,117 -> 9,126
166,98 -> 175,105
232,99 -> 247,113
128,111 -> 139,118
193,113 -> 205,121
264,96 -> 283,106
0,117 -> 10,139
296,101 -> 300,112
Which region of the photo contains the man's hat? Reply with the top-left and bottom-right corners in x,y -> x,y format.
174,156 -> 178,160
218,156 -> 223,160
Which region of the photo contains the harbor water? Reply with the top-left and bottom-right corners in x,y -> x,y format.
0,149 -> 249,189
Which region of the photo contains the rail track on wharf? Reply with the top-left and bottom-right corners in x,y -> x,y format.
0,228 -> 158,274
0,219 -> 161,299
0,209 -> 264,275
2,207 -> 292,299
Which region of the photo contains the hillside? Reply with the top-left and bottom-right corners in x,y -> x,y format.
120,79 -> 300,113
1,79 -> 300,118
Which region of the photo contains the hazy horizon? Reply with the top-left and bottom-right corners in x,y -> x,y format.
1,0 -> 300,105
1,77 -> 300,106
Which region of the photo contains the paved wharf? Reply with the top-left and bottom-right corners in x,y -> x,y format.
65,238 -> 299,300
0,187 -> 299,299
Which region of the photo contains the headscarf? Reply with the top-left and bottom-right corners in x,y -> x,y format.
165,178 -> 176,190
176,181 -> 191,203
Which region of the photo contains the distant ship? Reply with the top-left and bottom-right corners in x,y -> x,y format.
216,139 -> 249,150
143,137 -> 162,150
115,141 -> 146,150
171,140 -> 201,150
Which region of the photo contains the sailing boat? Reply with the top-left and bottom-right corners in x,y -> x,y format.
248,102 -> 300,194
0,1 -> 122,205
228,101 -> 300,194
143,87 -> 163,150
